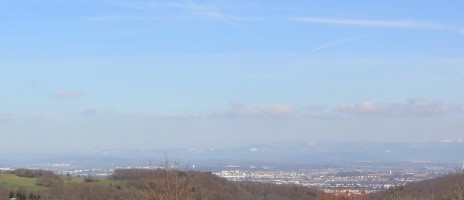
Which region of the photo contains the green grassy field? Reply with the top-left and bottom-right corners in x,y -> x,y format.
60,176 -> 84,184
0,173 -> 127,192
0,174 -> 47,191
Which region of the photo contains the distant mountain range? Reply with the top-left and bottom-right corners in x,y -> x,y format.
2,140 -> 463,168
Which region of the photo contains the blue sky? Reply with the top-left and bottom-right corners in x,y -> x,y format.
1,0 -> 463,153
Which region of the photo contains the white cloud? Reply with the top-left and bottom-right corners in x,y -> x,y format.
249,147 -> 259,152
337,102 -> 391,114
54,91 -> 84,98
291,17 -> 463,33
214,102 -> 295,118
102,100 -> 461,122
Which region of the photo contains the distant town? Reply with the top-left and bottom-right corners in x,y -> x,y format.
213,161 -> 459,194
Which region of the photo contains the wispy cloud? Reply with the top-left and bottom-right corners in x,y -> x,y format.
214,102 -> 295,118
311,34 -> 368,53
93,0 -> 257,35
291,17 -> 464,34
53,91 -> 85,98
105,1 -> 256,21
183,1 -> 254,33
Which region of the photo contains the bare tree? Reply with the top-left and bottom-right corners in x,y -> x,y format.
446,172 -> 464,200
144,154 -> 202,200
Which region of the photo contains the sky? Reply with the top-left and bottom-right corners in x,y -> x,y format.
1,0 -> 463,153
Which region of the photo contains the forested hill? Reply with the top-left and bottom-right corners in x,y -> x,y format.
0,168 -> 326,200
370,172 -> 464,200
3,168 -> 462,200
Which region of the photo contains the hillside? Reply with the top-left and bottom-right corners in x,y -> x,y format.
5,169 -> 463,200
370,172 -> 464,200
0,168 -> 325,200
